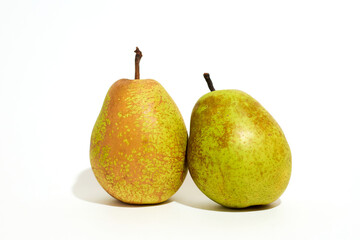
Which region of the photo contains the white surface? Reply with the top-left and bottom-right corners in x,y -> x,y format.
1,0 -> 359,239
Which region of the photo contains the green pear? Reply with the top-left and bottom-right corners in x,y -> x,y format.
187,73 -> 291,208
90,48 -> 187,204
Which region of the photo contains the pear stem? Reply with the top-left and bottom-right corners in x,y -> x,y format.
134,47 -> 142,79
203,73 -> 215,91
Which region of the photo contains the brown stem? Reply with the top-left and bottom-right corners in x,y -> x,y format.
203,73 -> 215,91
134,47 -> 142,79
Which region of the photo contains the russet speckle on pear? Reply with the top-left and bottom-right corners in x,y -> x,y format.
90,48 -> 187,204
90,79 -> 188,204
187,75 -> 291,208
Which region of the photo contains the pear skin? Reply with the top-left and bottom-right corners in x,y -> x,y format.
90,79 -> 188,204
187,89 -> 291,208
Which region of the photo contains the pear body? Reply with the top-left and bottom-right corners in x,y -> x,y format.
187,90 -> 291,208
90,79 -> 187,204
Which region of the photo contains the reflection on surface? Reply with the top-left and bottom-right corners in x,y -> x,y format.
236,129 -> 255,146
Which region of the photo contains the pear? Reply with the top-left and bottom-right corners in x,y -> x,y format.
187,73 -> 291,208
90,48 -> 187,204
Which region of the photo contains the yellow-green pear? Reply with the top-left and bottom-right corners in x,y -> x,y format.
90,48 -> 187,204
187,73 -> 291,208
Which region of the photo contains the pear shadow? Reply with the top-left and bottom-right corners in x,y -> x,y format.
72,168 -> 171,208
171,174 -> 281,212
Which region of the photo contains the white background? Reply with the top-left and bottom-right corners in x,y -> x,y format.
1,0 -> 359,239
